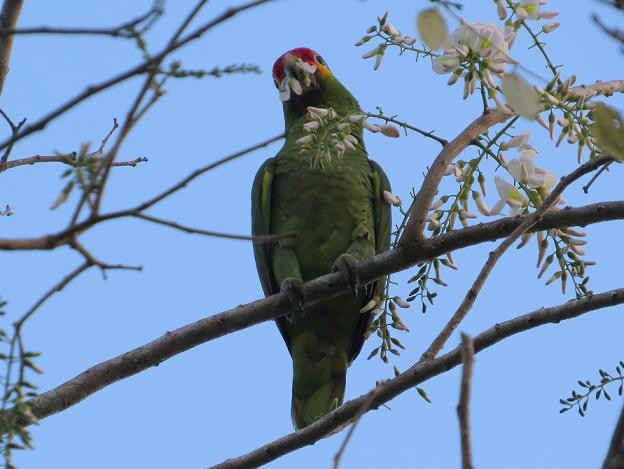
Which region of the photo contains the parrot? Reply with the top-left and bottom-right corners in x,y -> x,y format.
251,47 -> 391,429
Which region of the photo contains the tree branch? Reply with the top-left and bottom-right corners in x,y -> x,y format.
401,108 -> 511,242
0,0 -> 24,94
0,132 -> 284,249
457,333 -> 475,469
0,0 -> 275,152
603,402 -> 624,469
0,1 -> 163,38
214,287 -> 624,468
133,213 -> 290,242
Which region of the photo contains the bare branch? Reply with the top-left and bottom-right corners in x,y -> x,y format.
421,155 -> 614,361
214,287 -> 624,468
569,79 -> 624,100
89,0 -> 213,217
0,0 -> 275,152
603,402 -> 624,469
0,1 -> 163,38
333,384 -> 383,469
69,240 -> 143,277
457,333 -> 475,469
0,133 -> 285,250
0,107 -> 25,167
134,132 -> 284,211
133,213 -> 291,242
14,262 -> 91,330
0,153 -> 147,171
0,0 -> 24,94
401,109 -> 511,242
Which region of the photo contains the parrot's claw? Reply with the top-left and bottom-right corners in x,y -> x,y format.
281,277 -> 305,313
333,253 -> 361,296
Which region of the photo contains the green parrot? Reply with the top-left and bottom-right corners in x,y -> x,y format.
251,47 -> 391,429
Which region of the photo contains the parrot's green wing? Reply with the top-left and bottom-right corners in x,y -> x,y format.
347,158 -> 392,363
251,157 -> 276,295
251,157 -> 294,353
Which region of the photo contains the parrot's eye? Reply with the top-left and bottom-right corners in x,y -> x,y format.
315,55 -> 326,66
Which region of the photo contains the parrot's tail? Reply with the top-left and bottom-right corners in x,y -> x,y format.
291,372 -> 346,430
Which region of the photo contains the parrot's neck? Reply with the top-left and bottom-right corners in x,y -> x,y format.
282,75 -> 361,134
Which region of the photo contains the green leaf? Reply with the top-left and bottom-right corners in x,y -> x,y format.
590,102 -> 624,161
501,72 -> 542,120
416,8 -> 447,50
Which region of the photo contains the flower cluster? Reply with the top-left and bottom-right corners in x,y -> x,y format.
356,13 -> 420,71
296,106 -> 399,167
432,20 -> 516,98
278,57 -> 317,102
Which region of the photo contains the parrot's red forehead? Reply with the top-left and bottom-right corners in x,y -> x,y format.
272,47 -> 321,83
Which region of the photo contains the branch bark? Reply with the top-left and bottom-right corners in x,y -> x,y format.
0,0 -> 23,94
603,402 -> 624,469
401,108 -> 511,242
458,333 -> 475,469
214,287 -> 624,468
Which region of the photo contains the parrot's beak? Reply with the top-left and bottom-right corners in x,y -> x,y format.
278,53 -> 320,102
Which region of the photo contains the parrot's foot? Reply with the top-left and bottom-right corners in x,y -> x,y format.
281,277 -> 305,313
333,253 -> 361,296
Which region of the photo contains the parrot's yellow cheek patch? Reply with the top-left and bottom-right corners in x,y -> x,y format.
316,64 -> 331,77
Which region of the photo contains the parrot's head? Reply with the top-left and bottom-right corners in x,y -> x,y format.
272,47 -> 331,102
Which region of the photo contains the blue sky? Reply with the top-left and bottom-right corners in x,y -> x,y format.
2,1 -> 623,468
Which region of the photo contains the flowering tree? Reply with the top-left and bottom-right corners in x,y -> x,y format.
0,0 -> 623,468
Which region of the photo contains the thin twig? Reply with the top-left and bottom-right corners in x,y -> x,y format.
0,153 -> 147,171
0,107 -> 25,167
0,2 -> 163,38
583,161 -> 613,193
133,213 -> 293,242
457,333 -> 475,469
14,262 -> 91,330
134,132 -> 285,211
91,0 -> 221,216
333,384 -> 383,469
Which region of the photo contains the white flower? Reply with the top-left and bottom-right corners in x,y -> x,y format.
541,22 -> 560,33
432,20 -> 515,96
382,22 -> 402,38
379,124 -> 400,138
491,176 -> 528,215
363,121 -> 381,133
296,135 -> 313,145
362,45 -> 385,70
496,0 -> 507,20
519,0 -> 542,20
393,296 -> 411,308
306,106 -> 336,121
507,149 -> 557,189
383,190 -> 402,206
474,192 -> 491,216
303,121 -> 320,132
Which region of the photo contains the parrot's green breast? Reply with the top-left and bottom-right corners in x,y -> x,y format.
271,145 -> 376,281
